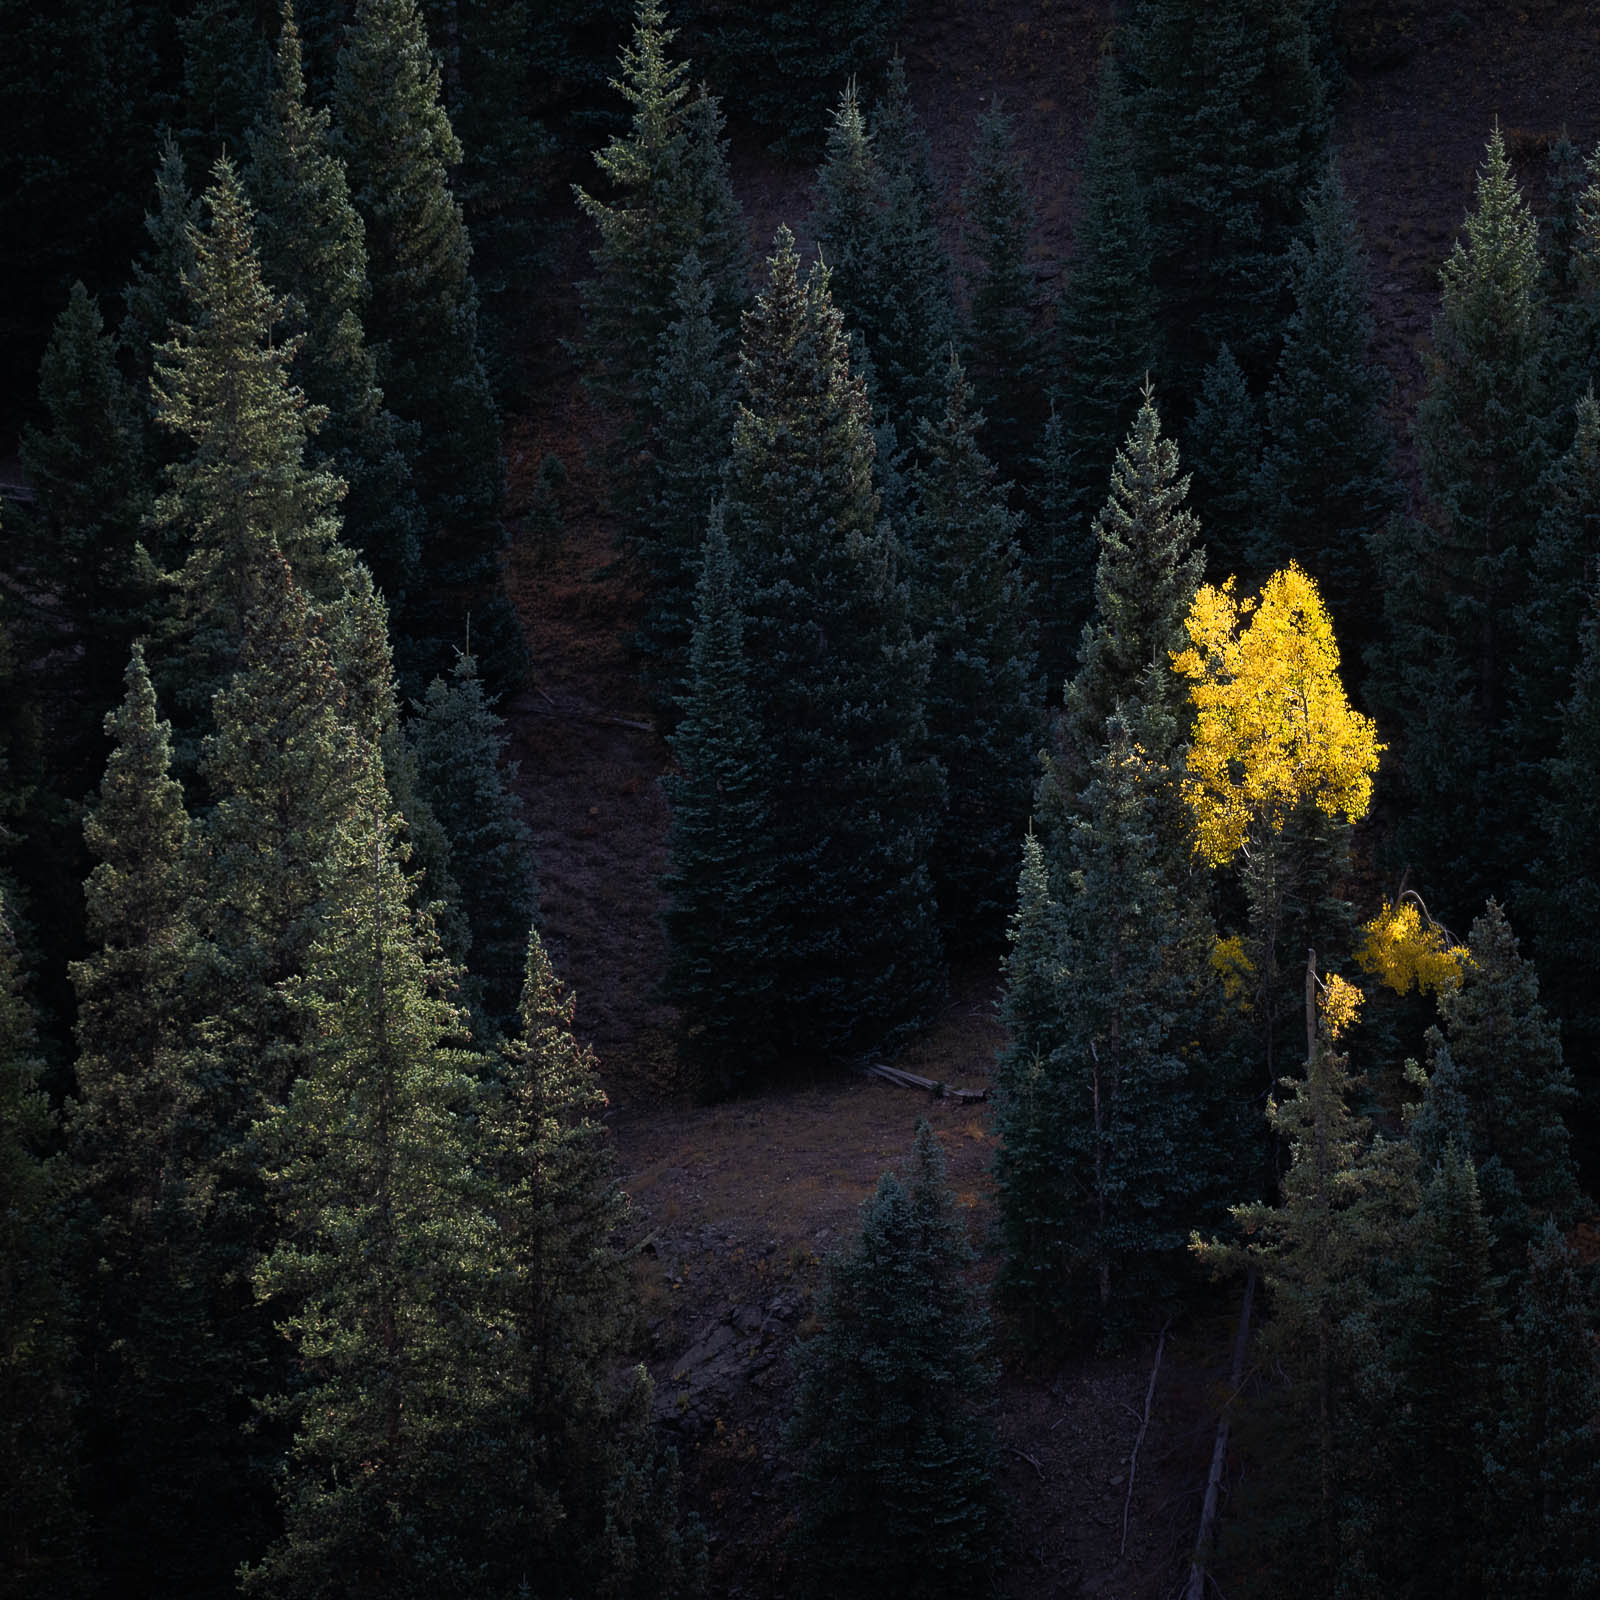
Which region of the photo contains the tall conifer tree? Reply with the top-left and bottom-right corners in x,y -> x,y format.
333,0 -> 524,691
717,227 -> 943,1062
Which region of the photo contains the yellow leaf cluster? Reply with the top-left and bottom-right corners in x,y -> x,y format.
1172,564 -> 1383,865
1355,899 -> 1470,996
1317,972 -> 1363,1040
1209,933 -> 1255,1010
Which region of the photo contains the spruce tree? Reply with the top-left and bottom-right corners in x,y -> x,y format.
1488,1223 -> 1600,1599
1122,0 -> 1329,397
410,650 -> 540,1036
661,512 -> 777,1090
1371,128 -> 1553,920
148,155 -> 362,761
638,251 -> 737,723
960,98 -> 1045,494
719,227 -> 944,1064
1423,900 -> 1580,1271
16,282 -> 152,793
996,721 -> 1212,1335
575,0 -> 746,495
1050,57 -> 1159,544
1027,401 -> 1099,695
1252,160 -> 1399,651
477,929 -> 704,1596
246,0 -> 423,628
908,353 -> 1041,947
787,1122 -> 999,1600
333,0 -> 524,691
1184,342 -> 1261,584
243,770 -> 491,1600
1062,382 -> 1204,772
811,80 -> 882,374
0,889 -> 82,1600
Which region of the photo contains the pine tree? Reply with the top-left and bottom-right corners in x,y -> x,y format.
960,98 -> 1045,494
0,888 -> 82,1600
1122,0 -> 1329,397
1185,342 -> 1261,584
1372,128 -> 1553,921
1050,57 -> 1159,544
16,281 -> 152,793
333,0 -> 524,691
661,512 -> 777,1090
242,770 -> 491,1600
410,650 -> 539,1036
575,0 -> 746,491
1252,161 -> 1399,652
476,929 -> 704,1596
719,227 -> 944,1063
247,0 -> 423,628
1062,383 -> 1204,773
1027,401 -> 1099,695
1487,1223 -> 1600,1599
1422,900 -> 1580,1271
638,251 -> 737,723
787,1122 -> 999,1600
908,353 -> 1040,947
811,79 -> 882,373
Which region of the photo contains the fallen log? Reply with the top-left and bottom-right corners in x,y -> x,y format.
865,1062 -> 987,1102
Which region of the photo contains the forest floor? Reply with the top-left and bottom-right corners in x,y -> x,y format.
501,3 -> 1600,1594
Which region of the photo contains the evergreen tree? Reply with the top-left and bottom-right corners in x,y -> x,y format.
1423,900 -> 1580,1271
242,769 -> 491,1600
1050,57 -> 1159,544
333,0 -> 524,691
247,0 -> 423,627
1122,0 -> 1330,397
1487,1222 -> 1600,1599
960,98 -> 1045,494
1371,128 -> 1553,920
996,721 -> 1213,1335
787,1122 -> 999,1600
637,251 -> 737,723
178,0 -> 274,165
16,282 -> 152,793
1062,382 -> 1204,773
811,79 -> 882,374
661,512 -> 777,1091
1028,401 -> 1099,695
148,155 -> 362,762
0,889 -> 82,1600
477,929 -> 704,1596
1185,342 -> 1261,584
718,227 -> 944,1063
908,353 -> 1040,947
575,0 -> 746,495
410,650 -> 539,1036
1252,160 -> 1399,651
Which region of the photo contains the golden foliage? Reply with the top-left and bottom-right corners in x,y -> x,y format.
1172,564 -> 1382,865
1355,898 -> 1470,996
1209,933 -> 1255,1010
1317,971 -> 1363,1040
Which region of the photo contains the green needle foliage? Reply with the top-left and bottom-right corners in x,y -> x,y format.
1185,342 -> 1261,584
244,777 -> 489,1600
662,511 -> 777,1092
717,226 -> 944,1065
908,352 -> 1040,948
410,650 -> 540,1037
960,98 -> 1045,495
1252,161 -> 1399,652
638,251 -> 738,724
333,0 -> 523,692
1063,383 -> 1204,777
247,0 -> 423,629
787,1121 -> 999,1600
478,929 -> 705,1597
0,888 -> 82,1600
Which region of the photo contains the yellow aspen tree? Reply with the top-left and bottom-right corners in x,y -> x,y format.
1172,562 -> 1381,1099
